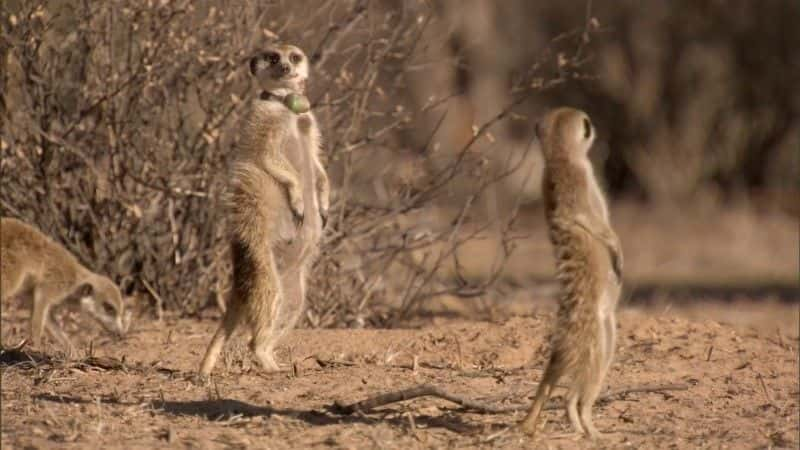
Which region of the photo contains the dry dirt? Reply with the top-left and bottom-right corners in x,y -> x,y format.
2,300 -> 798,450
2,203 -> 798,449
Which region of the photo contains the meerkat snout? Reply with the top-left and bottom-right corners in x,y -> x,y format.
276,62 -> 291,77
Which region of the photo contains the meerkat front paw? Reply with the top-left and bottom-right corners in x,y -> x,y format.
318,180 -> 330,211
288,193 -> 305,226
320,208 -> 329,229
292,209 -> 304,227
611,250 -> 623,281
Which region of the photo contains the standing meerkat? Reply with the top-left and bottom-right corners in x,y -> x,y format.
0,217 -> 131,352
199,43 -> 329,376
519,107 -> 623,439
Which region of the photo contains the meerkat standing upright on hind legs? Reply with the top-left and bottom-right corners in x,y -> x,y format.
199,43 -> 330,376
0,217 -> 131,353
519,107 -> 623,440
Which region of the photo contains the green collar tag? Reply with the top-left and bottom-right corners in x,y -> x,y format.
260,91 -> 310,114
283,93 -> 310,114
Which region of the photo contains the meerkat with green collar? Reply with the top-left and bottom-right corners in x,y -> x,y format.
519,107 -> 623,440
0,217 -> 131,353
199,43 -> 330,376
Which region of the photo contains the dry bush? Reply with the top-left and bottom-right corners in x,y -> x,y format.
0,0 -> 589,323
5,1 -> 791,325
3,0 -> 259,314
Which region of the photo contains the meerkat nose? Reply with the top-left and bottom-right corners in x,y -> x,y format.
278,63 -> 291,75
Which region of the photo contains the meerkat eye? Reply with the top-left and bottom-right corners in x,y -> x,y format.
582,117 -> 592,139
290,53 -> 302,64
266,52 -> 280,65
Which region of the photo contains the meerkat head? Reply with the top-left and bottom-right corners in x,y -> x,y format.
81,275 -> 132,337
536,107 -> 595,161
250,43 -> 309,95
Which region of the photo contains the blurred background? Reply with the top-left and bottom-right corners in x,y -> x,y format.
1,0 -> 798,329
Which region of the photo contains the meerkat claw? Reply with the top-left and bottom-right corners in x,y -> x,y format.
320,210 -> 328,229
293,210 -> 304,226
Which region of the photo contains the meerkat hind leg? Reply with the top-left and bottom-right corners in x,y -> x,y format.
566,388 -> 586,436
30,288 -> 50,347
575,318 -> 613,440
519,372 -> 558,436
271,268 -> 306,348
248,264 -> 308,373
603,312 -> 617,373
578,375 -> 605,440
248,266 -> 291,373
250,326 -> 281,372
199,307 -> 241,376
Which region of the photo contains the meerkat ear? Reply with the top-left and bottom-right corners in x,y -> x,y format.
583,117 -> 592,140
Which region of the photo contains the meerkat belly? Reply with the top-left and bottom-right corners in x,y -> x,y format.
272,133 -> 322,270
285,131 -> 323,238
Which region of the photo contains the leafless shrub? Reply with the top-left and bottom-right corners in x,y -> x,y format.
1,0 -> 590,324
5,1 -> 791,325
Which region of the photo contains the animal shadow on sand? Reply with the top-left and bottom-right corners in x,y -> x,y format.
10,346 -> 495,435
31,386 -> 485,435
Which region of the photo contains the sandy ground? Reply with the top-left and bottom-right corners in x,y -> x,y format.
2,300 -> 798,450
2,202 -> 798,448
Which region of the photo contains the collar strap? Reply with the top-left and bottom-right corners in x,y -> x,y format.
260,90 -> 281,101
259,90 -> 311,114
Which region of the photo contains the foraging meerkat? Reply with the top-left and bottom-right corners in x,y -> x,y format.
199,43 -> 329,376
0,217 -> 131,352
519,107 -> 623,439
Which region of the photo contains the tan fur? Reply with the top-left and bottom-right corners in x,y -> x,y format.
199,43 -> 329,376
519,107 -> 623,439
0,217 -> 131,353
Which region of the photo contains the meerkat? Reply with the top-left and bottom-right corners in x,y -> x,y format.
518,107 -> 623,439
199,43 -> 329,376
0,217 -> 131,353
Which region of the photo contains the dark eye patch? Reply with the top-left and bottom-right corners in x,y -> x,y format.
583,117 -> 592,139
290,53 -> 302,64
102,302 -> 116,315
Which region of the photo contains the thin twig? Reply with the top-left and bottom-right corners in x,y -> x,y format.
329,382 -> 689,415
0,345 -> 179,376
